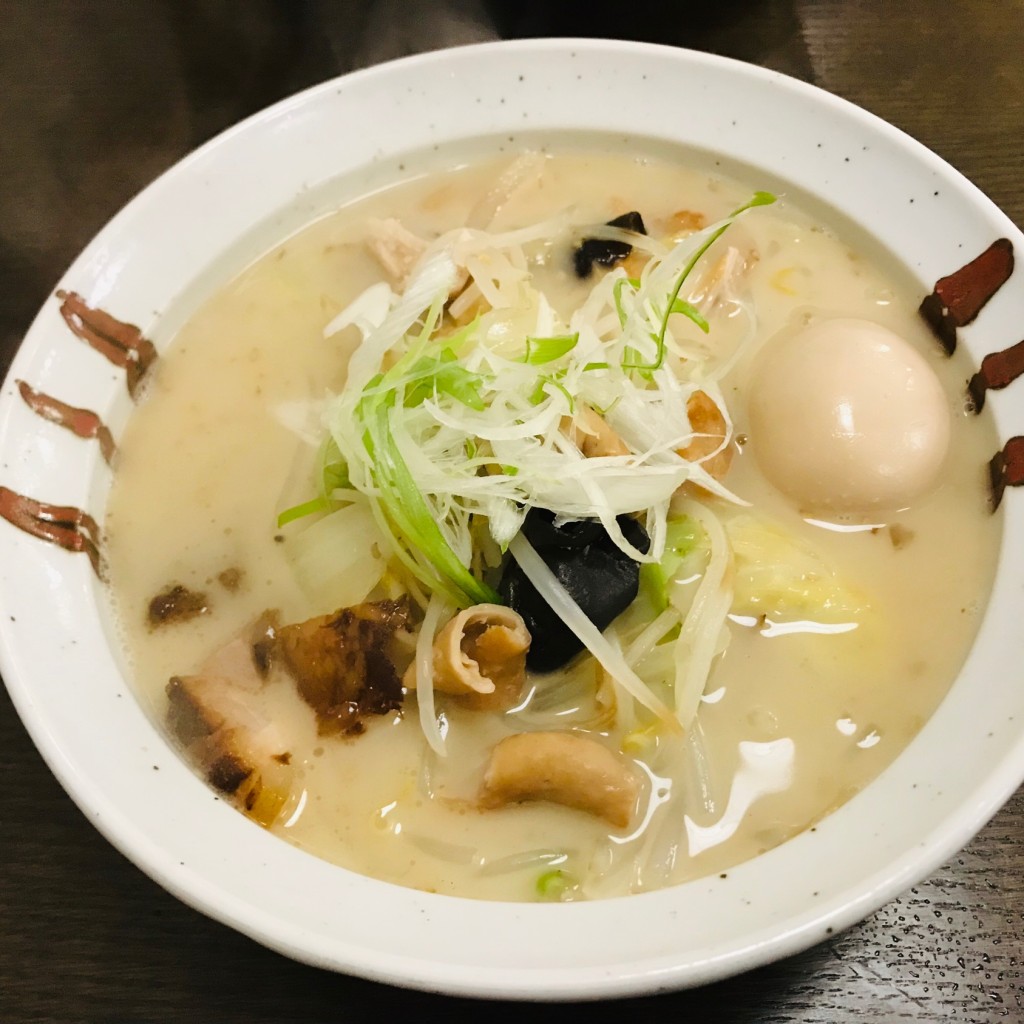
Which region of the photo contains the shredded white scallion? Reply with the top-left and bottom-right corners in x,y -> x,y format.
413,593 -> 453,757
312,188 -> 774,746
326,207 -> 764,593
670,498 -> 735,727
624,607 -> 682,667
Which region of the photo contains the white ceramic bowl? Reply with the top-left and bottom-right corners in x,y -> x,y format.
1,39 -> 1023,1000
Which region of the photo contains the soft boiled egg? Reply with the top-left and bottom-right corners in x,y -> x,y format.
748,317 -> 951,514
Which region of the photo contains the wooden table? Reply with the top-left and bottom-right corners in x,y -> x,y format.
1,2 -> 1021,1019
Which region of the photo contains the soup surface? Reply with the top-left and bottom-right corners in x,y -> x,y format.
104,146 -> 1000,901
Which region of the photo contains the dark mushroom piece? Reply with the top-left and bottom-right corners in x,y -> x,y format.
573,210 -> 647,279
498,508 -> 650,672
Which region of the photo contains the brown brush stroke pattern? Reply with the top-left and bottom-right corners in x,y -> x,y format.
0,486 -> 104,577
968,339 -> 1024,413
16,380 -> 116,465
920,239 -> 1014,354
0,291 -> 156,575
989,437 -> 1024,511
56,289 -> 158,398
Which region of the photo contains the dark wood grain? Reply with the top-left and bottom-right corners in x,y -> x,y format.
1,1 -> 1022,1020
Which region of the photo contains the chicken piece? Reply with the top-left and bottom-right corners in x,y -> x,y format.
562,405 -> 630,458
364,217 -> 429,285
679,390 -> 733,481
166,674 -> 292,827
365,217 -> 470,297
466,152 -> 548,229
691,244 -> 758,312
667,208 -> 707,239
403,604 -> 530,712
276,597 -> 413,735
480,732 -> 639,827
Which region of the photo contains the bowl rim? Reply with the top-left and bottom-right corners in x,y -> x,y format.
2,36 -> 1024,1001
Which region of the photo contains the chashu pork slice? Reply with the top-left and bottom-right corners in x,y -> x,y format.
166,670 -> 293,827
276,596 -> 414,735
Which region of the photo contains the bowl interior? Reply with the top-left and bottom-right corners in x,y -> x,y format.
1,39 -> 1024,1000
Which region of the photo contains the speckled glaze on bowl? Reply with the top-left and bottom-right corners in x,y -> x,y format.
1,39 -> 1023,1000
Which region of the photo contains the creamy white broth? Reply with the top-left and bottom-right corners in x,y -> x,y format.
104,148 -> 999,901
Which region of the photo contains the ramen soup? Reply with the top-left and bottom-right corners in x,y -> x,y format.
104,149 -> 1000,901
